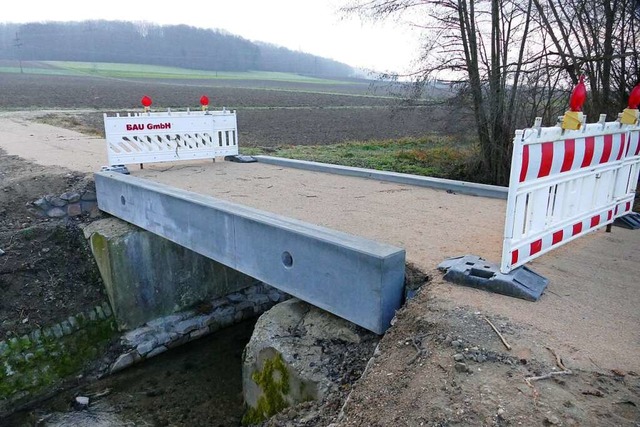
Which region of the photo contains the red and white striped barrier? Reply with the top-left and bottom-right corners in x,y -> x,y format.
501,119 -> 640,273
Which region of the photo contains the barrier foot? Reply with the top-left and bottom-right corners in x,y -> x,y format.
437,255 -> 548,302
100,165 -> 130,175
613,212 -> 640,230
224,154 -> 257,163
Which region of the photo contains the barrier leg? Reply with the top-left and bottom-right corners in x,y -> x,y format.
438,255 -> 548,301
613,212 -> 640,229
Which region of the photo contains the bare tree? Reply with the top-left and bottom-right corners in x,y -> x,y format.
531,0 -> 640,116
343,0 -> 640,185
344,0 -> 537,184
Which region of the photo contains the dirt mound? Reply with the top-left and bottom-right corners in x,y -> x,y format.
0,151 -> 105,340
337,280 -> 640,426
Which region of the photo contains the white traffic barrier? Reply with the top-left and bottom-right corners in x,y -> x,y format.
501,118 -> 640,273
103,109 -> 238,166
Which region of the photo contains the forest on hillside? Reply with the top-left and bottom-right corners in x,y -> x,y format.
0,21 -> 355,78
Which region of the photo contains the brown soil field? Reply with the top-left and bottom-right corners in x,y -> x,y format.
0,73 -> 393,109
0,71 -> 472,147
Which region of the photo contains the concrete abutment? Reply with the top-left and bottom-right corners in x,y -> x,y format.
83,217 -> 258,331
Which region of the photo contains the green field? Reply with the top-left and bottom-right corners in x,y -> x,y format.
1,61 -> 361,85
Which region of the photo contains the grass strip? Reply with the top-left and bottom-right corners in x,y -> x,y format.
242,136 -> 477,180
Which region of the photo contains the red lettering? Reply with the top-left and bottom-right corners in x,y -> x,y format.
146,122 -> 171,130
125,123 -> 145,131
125,122 -> 171,131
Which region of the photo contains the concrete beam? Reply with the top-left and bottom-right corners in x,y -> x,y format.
254,155 -> 508,199
95,172 -> 406,334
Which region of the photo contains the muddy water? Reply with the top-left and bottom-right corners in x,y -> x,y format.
6,319 -> 257,427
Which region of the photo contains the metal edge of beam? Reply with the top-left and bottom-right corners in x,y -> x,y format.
94,171 -> 406,334
253,155 -> 508,200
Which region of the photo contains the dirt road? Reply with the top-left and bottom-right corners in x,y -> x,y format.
1,112 -> 638,426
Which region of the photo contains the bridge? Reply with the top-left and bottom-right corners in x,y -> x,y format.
0,111 -> 638,372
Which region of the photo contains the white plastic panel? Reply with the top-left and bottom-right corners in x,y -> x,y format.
104,110 -> 239,166
501,121 -> 640,273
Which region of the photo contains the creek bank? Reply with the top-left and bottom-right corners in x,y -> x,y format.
1,168 -> 290,421
0,166 -> 114,420
4,318 -> 259,426
111,281 -> 289,374
0,303 -> 117,418
0,275 -> 291,422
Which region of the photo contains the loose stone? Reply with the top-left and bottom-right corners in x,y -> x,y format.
110,353 -> 135,373
46,208 -> 66,218
46,196 -> 66,207
146,346 -> 168,358
136,340 -> 158,356
75,396 -> 90,409
455,362 -> 471,373
52,324 -> 64,338
60,321 -> 73,336
60,192 -> 81,202
226,292 -> 246,303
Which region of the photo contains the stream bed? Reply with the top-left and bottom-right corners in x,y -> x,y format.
4,318 -> 257,427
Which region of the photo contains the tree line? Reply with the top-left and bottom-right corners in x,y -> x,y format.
345,0 -> 640,185
0,21 -> 355,78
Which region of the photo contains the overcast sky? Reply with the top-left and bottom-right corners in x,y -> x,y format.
1,0 -> 423,74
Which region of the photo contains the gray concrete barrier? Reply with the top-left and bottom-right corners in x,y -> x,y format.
254,156 -> 508,199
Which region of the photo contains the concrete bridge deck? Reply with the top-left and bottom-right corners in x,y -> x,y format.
1,112 -> 638,372
131,160 -> 507,272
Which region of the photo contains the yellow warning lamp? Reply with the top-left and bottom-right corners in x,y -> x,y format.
620,83 -> 640,125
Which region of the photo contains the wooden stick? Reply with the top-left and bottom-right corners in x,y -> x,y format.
485,316 -> 512,350
546,347 -> 567,371
525,369 -> 572,387
407,334 -> 428,365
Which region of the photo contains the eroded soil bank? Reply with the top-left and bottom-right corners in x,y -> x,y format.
0,152 -> 256,426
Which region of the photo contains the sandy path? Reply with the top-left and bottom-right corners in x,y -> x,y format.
133,161 -> 506,269
0,113 -> 106,172
1,112 -> 638,373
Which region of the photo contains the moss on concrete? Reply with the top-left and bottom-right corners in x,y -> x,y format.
0,313 -> 117,406
242,352 -> 290,425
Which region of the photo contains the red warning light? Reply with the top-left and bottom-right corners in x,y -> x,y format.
141,95 -> 153,108
568,75 -> 586,112
628,84 -> 640,109
200,95 -> 210,106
